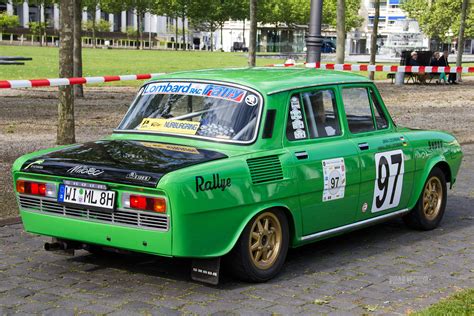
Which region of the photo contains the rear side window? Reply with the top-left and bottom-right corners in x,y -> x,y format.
342,88 -> 376,133
369,89 -> 388,129
286,89 -> 341,141
301,90 -> 341,138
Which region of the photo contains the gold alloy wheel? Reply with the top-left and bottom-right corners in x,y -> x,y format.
423,176 -> 443,221
249,212 -> 282,270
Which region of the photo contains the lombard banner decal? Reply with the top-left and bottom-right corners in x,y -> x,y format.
143,82 -> 247,103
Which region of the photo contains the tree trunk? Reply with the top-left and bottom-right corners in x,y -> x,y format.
73,0 -> 84,98
58,0 -> 75,145
182,12 -> 186,50
336,0 -> 345,64
136,13 -> 141,49
175,16 -> 178,50
220,24 -> 223,51
369,0 -> 380,80
210,26 -> 214,52
42,5 -> 47,46
248,0 -> 257,66
242,19 -> 246,46
456,0 -> 469,81
92,15 -> 96,48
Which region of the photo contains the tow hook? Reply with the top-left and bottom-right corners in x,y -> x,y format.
44,238 -> 80,256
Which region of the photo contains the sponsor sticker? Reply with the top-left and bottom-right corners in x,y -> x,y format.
245,94 -> 259,106
289,95 -> 306,139
322,158 -> 346,202
138,118 -> 200,135
142,82 -> 247,103
126,172 -> 152,182
139,142 -> 200,154
24,159 -> 45,170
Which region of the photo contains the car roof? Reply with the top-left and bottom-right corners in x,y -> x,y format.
149,67 -> 371,95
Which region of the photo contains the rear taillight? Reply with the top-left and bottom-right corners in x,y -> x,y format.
16,180 -> 56,197
122,193 -> 166,213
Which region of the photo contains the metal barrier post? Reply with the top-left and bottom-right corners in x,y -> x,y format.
395,72 -> 404,85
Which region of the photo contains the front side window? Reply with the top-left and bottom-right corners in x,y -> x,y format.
342,88 -> 376,134
117,81 -> 262,143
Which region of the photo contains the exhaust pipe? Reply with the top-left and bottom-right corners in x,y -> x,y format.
44,238 -> 77,255
44,242 -> 64,251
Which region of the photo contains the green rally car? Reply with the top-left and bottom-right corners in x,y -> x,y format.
12,68 -> 463,284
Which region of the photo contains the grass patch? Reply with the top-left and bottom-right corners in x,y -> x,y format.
0,45 -> 285,86
1,45 -> 471,86
415,288 -> 474,316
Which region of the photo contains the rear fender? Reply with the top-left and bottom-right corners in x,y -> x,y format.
407,156 -> 451,209
226,201 -> 302,255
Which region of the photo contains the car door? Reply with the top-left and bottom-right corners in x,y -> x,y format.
339,85 -> 414,221
283,86 -> 361,235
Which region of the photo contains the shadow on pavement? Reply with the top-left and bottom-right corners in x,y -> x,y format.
62,193 -> 473,289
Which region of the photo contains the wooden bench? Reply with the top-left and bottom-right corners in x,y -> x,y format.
387,72 -> 418,84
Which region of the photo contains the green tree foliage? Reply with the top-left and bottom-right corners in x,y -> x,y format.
82,0 -> 105,48
28,21 -> 45,37
256,0 -> 362,31
322,0 -> 363,32
106,0 -> 156,48
188,0 -> 245,50
401,0 -> 473,42
126,25 -> 138,37
154,0 -> 191,50
83,18 -> 111,32
0,12 -> 20,32
258,0 -> 309,27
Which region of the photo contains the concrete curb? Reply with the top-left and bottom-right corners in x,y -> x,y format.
0,217 -> 22,227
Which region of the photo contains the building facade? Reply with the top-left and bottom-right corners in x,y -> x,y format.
0,0 -> 189,46
1,0 -> 473,54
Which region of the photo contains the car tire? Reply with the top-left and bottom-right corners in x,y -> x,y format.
227,209 -> 289,282
403,167 -> 447,230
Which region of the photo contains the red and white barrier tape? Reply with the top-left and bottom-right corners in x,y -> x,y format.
2,63 -> 473,89
267,62 -> 474,73
0,73 -> 165,89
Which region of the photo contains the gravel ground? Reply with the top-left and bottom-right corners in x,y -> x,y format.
0,78 -> 473,219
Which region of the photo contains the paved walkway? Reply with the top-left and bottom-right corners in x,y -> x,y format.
1,145 -> 473,315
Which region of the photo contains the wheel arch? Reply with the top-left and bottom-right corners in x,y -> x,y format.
408,157 -> 452,209
224,203 -> 299,257
434,161 -> 452,184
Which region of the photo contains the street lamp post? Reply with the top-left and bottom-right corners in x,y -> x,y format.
306,0 -> 324,64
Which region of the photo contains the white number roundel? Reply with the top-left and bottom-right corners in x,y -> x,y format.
372,149 -> 405,212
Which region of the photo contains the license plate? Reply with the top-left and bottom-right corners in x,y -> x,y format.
58,184 -> 115,210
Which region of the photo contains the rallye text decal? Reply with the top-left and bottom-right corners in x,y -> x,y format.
138,118 -> 201,135
322,158 -> 346,201
142,82 -> 247,103
371,149 -> 405,212
195,174 -> 231,192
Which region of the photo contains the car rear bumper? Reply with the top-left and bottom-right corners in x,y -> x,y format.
19,196 -> 172,256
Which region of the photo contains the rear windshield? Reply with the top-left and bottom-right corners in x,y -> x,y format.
117,81 -> 262,143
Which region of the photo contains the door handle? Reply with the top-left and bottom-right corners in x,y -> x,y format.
358,142 -> 369,151
295,151 -> 309,160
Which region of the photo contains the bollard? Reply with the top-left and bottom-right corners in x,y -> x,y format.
395,72 -> 405,85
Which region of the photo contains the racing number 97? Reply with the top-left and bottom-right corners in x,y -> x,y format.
372,150 -> 405,212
